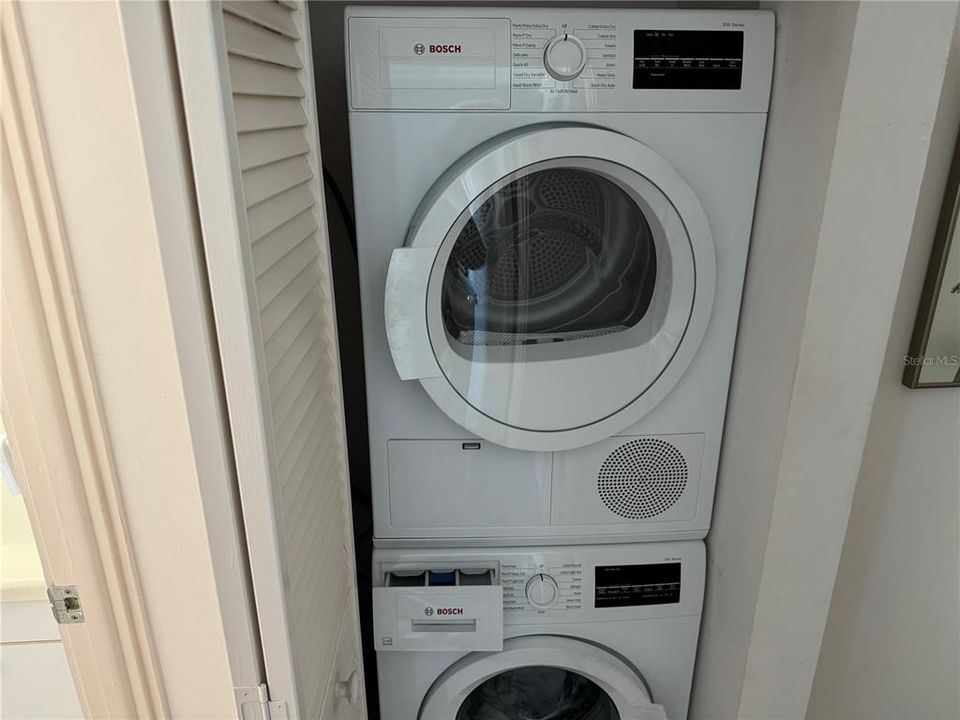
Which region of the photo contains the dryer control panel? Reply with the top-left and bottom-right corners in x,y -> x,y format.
346,7 -> 773,113
512,23 -> 617,91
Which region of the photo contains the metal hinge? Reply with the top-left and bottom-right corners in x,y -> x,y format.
47,585 -> 84,624
235,684 -> 288,720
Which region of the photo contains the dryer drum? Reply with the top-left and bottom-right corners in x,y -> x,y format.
442,168 -> 658,347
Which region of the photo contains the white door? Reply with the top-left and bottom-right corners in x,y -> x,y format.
171,2 -> 365,718
419,636 -> 665,720
385,126 -> 716,452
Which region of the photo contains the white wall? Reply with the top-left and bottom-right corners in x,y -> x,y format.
692,4 -> 858,716
806,16 -> 960,720
738,1 -> 955,710
695,3 -> 959,717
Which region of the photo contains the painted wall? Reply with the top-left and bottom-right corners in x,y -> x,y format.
691,4 -> 858,717
806,16 -> 960,720
696,3 -> 960,716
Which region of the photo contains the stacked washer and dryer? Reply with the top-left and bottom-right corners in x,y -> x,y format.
345,7 -> 773,718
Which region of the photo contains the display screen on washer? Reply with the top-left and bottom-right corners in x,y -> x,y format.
595,562 -> 681,607
633,30 -> 743,89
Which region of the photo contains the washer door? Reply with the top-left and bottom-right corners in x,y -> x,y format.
385,126 -> 715,451
419,636 -> 661,720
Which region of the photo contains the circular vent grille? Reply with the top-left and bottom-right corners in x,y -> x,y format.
598,438 -> 688,519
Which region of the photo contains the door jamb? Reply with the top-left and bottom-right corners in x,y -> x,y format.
1,3 -> 167,715
116,0 -> 266,695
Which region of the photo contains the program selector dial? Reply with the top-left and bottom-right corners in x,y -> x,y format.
525,573 -> 560,607
544,33 -> 587,82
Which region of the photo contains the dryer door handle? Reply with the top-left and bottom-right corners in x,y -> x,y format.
385,247 -> 442,381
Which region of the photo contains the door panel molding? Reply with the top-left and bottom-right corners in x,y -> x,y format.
1,3 -> 167,716
170,2 -> 366,718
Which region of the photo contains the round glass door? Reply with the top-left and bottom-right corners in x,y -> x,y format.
456,666 -> 620,720
425,156 -> 695,434
418,636 -> 654,720
384,126 -> 715,451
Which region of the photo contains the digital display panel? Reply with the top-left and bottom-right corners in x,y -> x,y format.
633,30 -> 743,89
595,562 -> 681,608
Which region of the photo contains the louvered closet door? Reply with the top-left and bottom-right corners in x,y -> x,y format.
170,3 -> 365,719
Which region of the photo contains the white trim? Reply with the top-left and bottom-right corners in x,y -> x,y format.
737,3 -> 959,717
298,7 -> 370,713
169,0 -> 301,712
116,0 -> 264,690
1,3 -> 167,715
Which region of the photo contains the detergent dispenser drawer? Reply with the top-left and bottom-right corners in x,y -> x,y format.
373,581 -> 503,652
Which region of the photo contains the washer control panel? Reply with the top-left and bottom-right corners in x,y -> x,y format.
374,542 -> 706,627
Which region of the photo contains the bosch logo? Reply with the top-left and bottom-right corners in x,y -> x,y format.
413,43 -> 463,55
424,606 -> 462,617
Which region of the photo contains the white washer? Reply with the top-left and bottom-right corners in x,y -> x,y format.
373,541 -> 704,719
346,7 -> 774,543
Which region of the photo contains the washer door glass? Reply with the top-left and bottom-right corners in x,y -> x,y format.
455,665 -> 620,720
442,167 -> 657,348
418,636 -> 654,720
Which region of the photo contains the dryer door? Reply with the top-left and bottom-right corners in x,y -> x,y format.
419,636 -> 665,720
385,126 -> 715,451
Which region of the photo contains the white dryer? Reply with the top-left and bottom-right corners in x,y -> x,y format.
346,7 -> 774,543
372,541 -> 704,719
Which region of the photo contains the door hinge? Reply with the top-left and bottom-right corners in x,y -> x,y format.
47,585 -> 84,624
235,684 -> 287,720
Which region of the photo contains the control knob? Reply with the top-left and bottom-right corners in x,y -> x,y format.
525,573 -> 560,608
544,33 -> 587,82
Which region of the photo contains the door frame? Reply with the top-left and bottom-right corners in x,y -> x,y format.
1,3 -> 167,715
169,0 -> 305,712
116,0 -> 266,700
